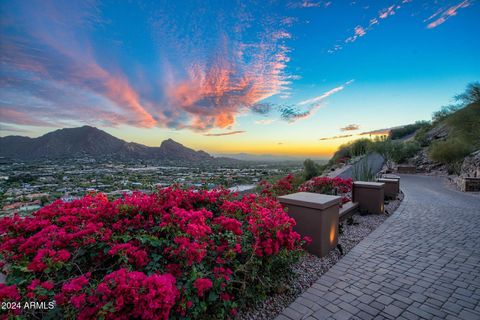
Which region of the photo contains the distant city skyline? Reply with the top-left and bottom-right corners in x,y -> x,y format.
1,0 -> 479,157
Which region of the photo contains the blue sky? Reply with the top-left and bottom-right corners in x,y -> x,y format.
0,0 -> 478,157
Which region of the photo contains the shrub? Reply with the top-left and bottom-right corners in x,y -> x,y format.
258,174 -> 295,197
329,145 -> 352,165
352,160 -> 375,182
445,102 -> 480,148
389,141 -> 420,164
329,139 -> 372,166
414,126 -> 431,147
350,139 -> 372,157
303,159 -> 319,180
428,138 -> 473,173
0,188 -> 306,319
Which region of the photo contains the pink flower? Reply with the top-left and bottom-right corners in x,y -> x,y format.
70,293 -> 86,309
193,278 -> 213,297
214,216 -> 243,235
0,284 -> 21,301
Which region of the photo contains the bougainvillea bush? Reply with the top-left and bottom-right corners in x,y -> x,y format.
258,174 -> 296,197
0,187 -> 306,319
258,174 -> 353,205
299,177 -> 353,204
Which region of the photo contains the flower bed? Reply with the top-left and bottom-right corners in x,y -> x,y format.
298,177 -> 353,204
0,187 -> 306,319
259,175 -> 353,205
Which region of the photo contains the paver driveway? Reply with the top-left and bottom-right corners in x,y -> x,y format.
276,174 -> 480,320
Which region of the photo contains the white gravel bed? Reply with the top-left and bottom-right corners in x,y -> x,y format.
238,192 -> 404,320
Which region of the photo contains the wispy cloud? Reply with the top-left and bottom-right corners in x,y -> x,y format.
345,26 -> 367,43
299,80 -> 354,106
379,5 -> 397,19
279,105 -> 313,122
340,124 -> 360,131
426,1 -> 471,29
251,103 -> 274,115
289,1 -> 332,8
280,79 -> 354,122
203,130 -> 246,136
319,134 -> 353,141
0,123 -> 32,134
331,1 -> 412,52
360,128 -> 391,136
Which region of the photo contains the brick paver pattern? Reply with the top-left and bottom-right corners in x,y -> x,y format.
276,175 -> 480,320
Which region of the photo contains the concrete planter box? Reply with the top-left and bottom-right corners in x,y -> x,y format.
397,165 -> 416,174
352,182 -> 385,215
278,192 -> 341,257
377,178 -> 399,199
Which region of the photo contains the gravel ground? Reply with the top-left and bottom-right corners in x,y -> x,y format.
238,192 -> 404,320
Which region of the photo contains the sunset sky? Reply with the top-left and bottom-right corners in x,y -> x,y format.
0,0 -> 479,158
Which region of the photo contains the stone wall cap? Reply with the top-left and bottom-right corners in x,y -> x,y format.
354,181 -> 385,189
463,177 -> 480,181
278,192 -> 341,210
377,178 -> 398,183
382,174 -> 400,180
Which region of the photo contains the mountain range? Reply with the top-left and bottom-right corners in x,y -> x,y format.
0,126 -> 216,162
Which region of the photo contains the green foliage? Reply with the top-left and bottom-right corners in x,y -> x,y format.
444,102 -> 480,148
389,141 -> 421,164
303,159 -> 320,180
454,82 -> 480,105
414,125 -> 432,147
367,136 -> 391,158
352,160 -> 375,182
428,138 -> 474,174
390,121 -> 430,140
432,104 -> 463,124
366,137 -> 419,165
329,144 -> 351,165
350,138 -> 373,157
329,139 -> 372,165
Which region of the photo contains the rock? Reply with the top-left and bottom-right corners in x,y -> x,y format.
460,150 -> 480,178
412,148 -> 447,174
425,122 -> 449,141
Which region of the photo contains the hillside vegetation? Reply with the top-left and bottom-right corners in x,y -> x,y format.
421,83 -> 480,173
263,83 -> 479,187
327,82 -> 479,175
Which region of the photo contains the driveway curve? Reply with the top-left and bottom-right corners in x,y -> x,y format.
277,175 -> 480,320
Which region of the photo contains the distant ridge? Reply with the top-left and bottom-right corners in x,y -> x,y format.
0,126 -> 215,162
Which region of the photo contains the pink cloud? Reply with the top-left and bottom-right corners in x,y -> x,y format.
426,1 -> 471,29
333,1 -> 413,50
345,26 -> 367,43
379,5 -> 396,19
0,108 -> 54,127
1,1 -> 296,133
164,35 -> 293,131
